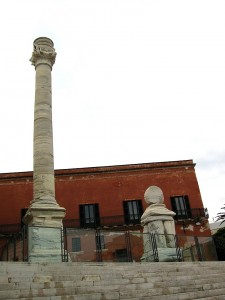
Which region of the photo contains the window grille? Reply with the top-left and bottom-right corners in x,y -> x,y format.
123,200 -> 143,224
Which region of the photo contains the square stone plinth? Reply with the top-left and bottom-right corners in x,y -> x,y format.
24,206 -> 66,262
28,226 -> 62,262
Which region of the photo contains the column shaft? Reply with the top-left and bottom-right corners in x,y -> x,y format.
33,62 -> 56,207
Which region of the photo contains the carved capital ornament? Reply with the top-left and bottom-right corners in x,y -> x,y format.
30,37 -> 56,67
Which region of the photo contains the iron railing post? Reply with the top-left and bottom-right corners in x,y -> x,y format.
151,233 -> 159,262
194,236 -> 203,261
95,229 -> 103,262
174,234 -> 183,262
125,231 -> 132,262
13,234 -> 16,261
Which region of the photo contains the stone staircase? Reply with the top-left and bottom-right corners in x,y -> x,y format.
1,261 -> 225,300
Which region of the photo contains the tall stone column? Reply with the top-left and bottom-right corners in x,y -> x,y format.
24,37 -> 66,262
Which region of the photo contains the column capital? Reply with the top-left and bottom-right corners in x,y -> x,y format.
30,37 -> 56,68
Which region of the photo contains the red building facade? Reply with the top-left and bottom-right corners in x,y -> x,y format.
0,159 -> 210,236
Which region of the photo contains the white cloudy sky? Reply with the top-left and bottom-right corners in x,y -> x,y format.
0,0 -> 224,222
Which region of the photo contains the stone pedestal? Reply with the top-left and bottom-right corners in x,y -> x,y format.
25,208 -> 65,262
28,226 -> 62,262
141,225 -> 178,262
142,247 -> 178,262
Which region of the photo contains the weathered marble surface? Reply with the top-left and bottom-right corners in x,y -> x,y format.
28,227 -> 62,262
31,37 -> 59,208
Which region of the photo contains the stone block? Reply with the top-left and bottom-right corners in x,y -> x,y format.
28,226 -> 62,262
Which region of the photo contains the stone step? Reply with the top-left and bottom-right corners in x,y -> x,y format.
1,262 -> 225,299
145,293 -> 225,300
1,279 -> 225,299
16,295 -> 225,300
1,288 -> 225,300
118,288 -> 225,300
2,264 -> 225,275
195,297 -> 225,300
0,274 -> 225,293
2,261 -> 225,271
1,270 -> 225,290
1,272 -> 225,291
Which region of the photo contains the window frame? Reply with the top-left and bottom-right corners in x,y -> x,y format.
79,203 -> 100,228
170,195 -> 192,220
123,199 -> 143,225
72,237 -> 81,252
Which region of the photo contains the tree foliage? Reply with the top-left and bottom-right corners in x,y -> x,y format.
216,204 -> 225,224
213,220 -> 225,261
213,227 -> 225,238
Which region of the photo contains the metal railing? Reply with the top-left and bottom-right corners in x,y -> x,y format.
0,208 -> 210,263
0,225 -> 218,263
173,208 -> 208,220
63,210 -> 208,228
63,215 -> 142,229
0,226 -> 27,261
62,229 -> 217,263
0,224 -> 21,235
0,208 -> 208,235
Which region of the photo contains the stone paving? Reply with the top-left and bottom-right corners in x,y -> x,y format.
0,261 -> 225,299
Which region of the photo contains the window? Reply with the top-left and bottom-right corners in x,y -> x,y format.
96,235 -> 105,250
79,204 -> 100,228
72,237 -> 81,252
123,200 -> 143,225
170,196 -> 191,219
115,249 -> 128,262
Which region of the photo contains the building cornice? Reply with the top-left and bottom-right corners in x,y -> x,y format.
0,159 -> 195,181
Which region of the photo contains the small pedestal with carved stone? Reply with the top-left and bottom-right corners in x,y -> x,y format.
141,186 -> 179,262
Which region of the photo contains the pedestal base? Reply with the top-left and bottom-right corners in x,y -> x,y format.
141,248 -> 179,262
28,226 -> 62,262
23,206 -> 66,263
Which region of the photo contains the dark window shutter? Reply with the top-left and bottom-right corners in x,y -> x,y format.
171,197 -> 179,219
184,195 -> 191,218
137,200 -> 143,219
79,205 -> 85,228
171,196 -> 191,220
123,201 -> 129,224
171,198 -> 177,212
94,204 -> 100,227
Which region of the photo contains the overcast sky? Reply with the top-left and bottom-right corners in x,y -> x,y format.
0,0 -> 224,222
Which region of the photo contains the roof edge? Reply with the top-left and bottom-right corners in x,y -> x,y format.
0,159 -> 195,180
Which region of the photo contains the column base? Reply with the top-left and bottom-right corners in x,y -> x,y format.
23,206 -> 66,263
23,206 -> 66,227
